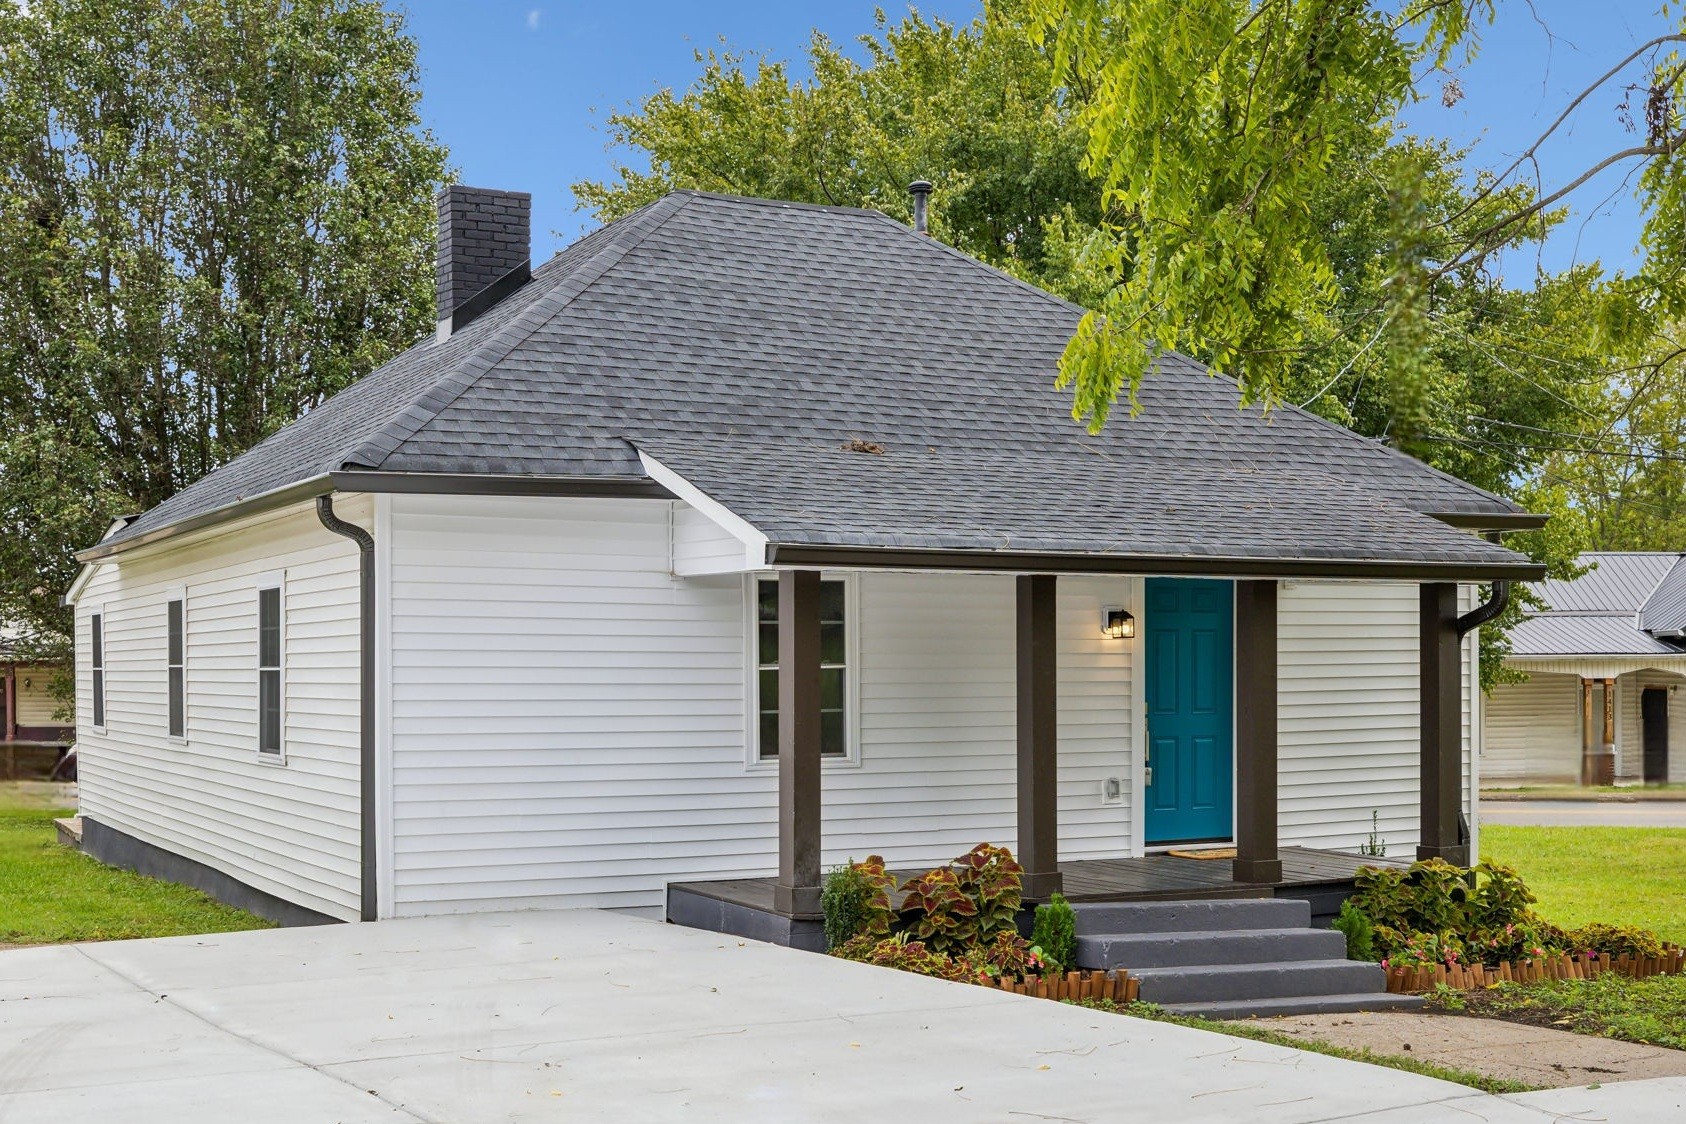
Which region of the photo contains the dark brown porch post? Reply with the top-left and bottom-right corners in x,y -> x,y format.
1233,580 -> 1281,883
1017,574 -> 1062,900
1419,582 -> 1467,864
774,569 -> 823,918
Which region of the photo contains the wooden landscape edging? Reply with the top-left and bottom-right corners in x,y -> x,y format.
1385,947 -> 1686,994
984,969 -> 1139,1004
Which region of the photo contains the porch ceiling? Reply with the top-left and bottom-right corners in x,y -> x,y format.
637,436 -> 1546,582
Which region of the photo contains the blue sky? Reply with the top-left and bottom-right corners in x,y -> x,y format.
402,1 -> 1667,277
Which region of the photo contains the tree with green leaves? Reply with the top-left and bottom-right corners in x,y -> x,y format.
575,1 -> 1644,687
0,0 -> 448,657
1028,0 -> 1686,437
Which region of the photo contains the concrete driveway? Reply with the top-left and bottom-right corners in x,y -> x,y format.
1481,799 -> 1686,827
0,910 -> 1680,1123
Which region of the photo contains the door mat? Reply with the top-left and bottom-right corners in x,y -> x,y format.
1166,847 -> 1236,860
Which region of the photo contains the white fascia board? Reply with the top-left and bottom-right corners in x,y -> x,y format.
636,450 -> 769,574
63,561 -> 99,607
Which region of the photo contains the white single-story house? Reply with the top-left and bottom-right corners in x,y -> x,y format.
1484,552 -> 1686,786
65,185 -> 1545,935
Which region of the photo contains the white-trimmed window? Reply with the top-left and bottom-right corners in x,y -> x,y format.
89,610 -> 106,729
751,576 -> 854,763
166,595 -> 186,740
257,580 -> 284,757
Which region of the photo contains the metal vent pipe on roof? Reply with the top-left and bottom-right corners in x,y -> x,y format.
909,179 -> 933,234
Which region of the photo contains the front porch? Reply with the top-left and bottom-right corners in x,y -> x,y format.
669,846 -> 1409,952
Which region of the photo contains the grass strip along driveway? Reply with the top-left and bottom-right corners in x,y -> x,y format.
0,804 -> 269,944
1441,974 -> 1686,1052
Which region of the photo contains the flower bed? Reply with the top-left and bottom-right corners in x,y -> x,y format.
1333,857 -> 1683,994
1386,948 -> 1686,994
822,843 -> 1127,1002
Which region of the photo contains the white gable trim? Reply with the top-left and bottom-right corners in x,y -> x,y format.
636,450 -> 767,575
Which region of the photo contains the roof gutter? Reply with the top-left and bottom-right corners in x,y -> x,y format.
763,544 -> 1547,583
74,475 -> 336,564
1456,580 -> 1510,638
315,495 -> 378,923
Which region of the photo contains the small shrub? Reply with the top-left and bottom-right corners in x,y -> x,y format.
1031,893 -> 1077,974
900,866 -> 979,954
900,843 -> 1023,955
821,864 -> 869,950
1471,863 -> 1536,932
1332,899 -> 1375,961
953,842 -> 1024,941
957,930 -> 1045,982
1569,923 -> 1667,961
820,856 -> 897,950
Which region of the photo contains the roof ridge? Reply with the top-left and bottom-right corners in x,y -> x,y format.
667,188 -> 897,221
341,194 -> 694,471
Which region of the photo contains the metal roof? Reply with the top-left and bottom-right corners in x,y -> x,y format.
1638,557 -> 1686,634
91,191 -> 1538,575
1509,613 -> 1686,657
1510,552 -> 1686,660
1536,553 -> 1680,612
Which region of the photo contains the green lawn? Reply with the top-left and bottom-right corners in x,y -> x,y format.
0,804 -> 272,944
1481,825 -> 1686,945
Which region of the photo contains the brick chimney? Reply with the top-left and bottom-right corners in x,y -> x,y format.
436,185 -> 531,338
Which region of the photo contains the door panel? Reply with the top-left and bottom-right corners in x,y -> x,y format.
1144,578 -> 1235,845
1643,687 -> 1669,785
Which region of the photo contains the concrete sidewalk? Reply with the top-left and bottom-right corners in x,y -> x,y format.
0,909 -> 1669,1122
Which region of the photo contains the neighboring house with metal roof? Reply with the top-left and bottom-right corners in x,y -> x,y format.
1484,552 -> 1686,787
63,185 -> 1543,933
0,620 -> 73,776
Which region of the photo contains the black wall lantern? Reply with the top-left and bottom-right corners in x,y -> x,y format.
1101,607 -> 1135,639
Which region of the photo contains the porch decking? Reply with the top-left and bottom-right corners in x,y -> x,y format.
666,846 -> 1407,950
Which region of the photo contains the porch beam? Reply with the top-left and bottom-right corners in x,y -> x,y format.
774,569 -> 823,918
1233,581 -> 1281,884
1418,583 -> 1467,865
1016,574 -> 1062,900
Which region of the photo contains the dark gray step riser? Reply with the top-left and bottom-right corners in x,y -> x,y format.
1166,993 -> 1425,1019
1133,960 -> 1385,1004
1077,928 -> 1346,970
1073,899 -> 1310,935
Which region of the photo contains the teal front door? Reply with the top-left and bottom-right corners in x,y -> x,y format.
1144,578 -> 1234,845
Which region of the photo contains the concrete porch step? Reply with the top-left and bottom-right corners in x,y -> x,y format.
1078,926 -> 1346,970
1163,991 -> 1426,1020
1130,959 -> 1385,1005
1072,898 -> 1310,936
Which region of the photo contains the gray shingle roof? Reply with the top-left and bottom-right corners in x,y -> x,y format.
636,434 -> 1523,569
98,190 -> 1535,572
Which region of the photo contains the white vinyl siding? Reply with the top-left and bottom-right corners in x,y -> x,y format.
71,498 -> 366,920
384,494 -> 1138,916
1276,581 -> 1477,856
14,668 -> 62,728
1483,671 -> 1582,783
